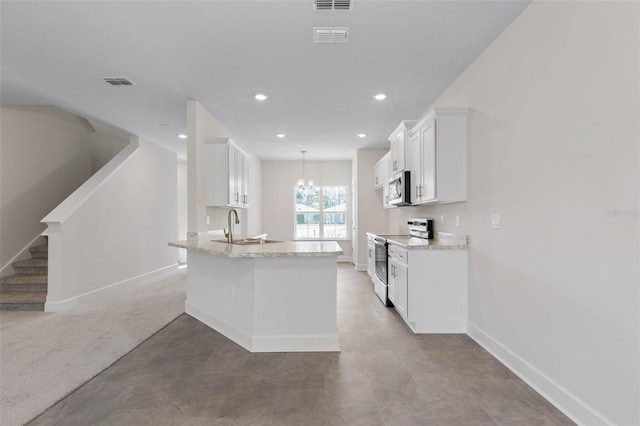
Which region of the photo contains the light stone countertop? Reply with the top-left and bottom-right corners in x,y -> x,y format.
372,232 -> 469,250
168,239 -> 343,258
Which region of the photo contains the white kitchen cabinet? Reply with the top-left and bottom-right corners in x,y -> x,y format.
388,245 -> 408,320
388,244 -> 408,319
373,154 -> 387,189
206,138 -> 250,208
385,240 -> 467,333
388,121 -> 416,176
408,108 -> 467,205
373,152 -> 396,209
366,235 -> 375,278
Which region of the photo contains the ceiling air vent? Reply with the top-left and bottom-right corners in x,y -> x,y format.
314,0 -> 352,11
102,77 -> 135,86
313,27 -> 349,44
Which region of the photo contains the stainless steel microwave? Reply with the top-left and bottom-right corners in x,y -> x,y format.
388,171 -> 411,206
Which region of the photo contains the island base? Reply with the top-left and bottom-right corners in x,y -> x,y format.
185,251 -> 340,352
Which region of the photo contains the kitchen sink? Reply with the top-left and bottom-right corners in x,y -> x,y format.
212,239 -> 282,245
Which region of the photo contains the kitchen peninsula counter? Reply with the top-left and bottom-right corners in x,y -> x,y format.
169,238 -> 342,353
168,239 -> 343,258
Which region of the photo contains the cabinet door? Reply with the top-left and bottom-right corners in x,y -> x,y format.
373,160 -> 385,189
395,130 -> 405,173
228,144 -> 239,206
239,153 -> 250,207
390,131 -> 405,175
408,130 -> 422,203
367,241 -> 375,278
388,258 -> 397,304
395,261 -> 408,320
419,120 -> 436,202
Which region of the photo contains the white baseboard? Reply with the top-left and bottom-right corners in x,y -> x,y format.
185,302 -> 252,351
354,263 -> 367,272
467,322 -> 612,426
45,264 -> 180,312
1,234 -> 46,277
337,255 -> 352,263
186,302 -> 341,353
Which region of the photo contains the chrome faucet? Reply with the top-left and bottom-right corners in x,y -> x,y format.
227,209 -> 240,243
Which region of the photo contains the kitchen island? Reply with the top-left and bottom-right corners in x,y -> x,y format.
168,238 -> 343,352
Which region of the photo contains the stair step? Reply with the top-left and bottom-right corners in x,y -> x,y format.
0,274 -> 48,292
0,291 -> 46,311
12,258 -> 47,275
29,244 -> 49,259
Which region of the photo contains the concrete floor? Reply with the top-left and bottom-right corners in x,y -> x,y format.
29,264 -> 574,425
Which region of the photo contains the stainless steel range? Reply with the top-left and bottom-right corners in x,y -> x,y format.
372,217 -> 433,306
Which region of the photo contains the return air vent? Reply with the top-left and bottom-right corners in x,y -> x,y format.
102,77 -> 135,86
313,27 -> 349,43
314,0 -> 352,11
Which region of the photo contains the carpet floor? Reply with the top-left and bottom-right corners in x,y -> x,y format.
0,266 -> 187,426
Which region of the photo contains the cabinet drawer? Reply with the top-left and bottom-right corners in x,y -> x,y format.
388,244 -> 408,264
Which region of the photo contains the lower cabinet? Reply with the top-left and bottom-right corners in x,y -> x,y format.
388,244 -> 408,319
388,242 -> 468,333
366,236 -> 375,278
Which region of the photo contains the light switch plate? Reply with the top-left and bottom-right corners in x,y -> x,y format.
440,216 -> 445,224
206,216 -> 211,225
455,215 -> 460,226
491,214 -> 501,229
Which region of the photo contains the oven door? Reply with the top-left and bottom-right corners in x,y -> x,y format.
374,237 -> 387,285
373,237 -> 391,306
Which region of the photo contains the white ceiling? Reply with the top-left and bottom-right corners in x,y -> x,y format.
0,0 -> 530,161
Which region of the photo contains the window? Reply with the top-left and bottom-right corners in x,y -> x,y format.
295,186 -> 348,239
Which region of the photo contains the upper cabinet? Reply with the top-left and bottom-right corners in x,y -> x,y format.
206,138 -> 250,208
408,108 -> 467,205
373,152 -> 395,209
373,152 -> 387,189
388,121 -> 416,176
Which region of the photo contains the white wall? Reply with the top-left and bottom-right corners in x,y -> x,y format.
261,160 -> 352,260
186,100 -> 262,238
354,149 -> 389,270
0,106 -> 92,271
89,120 -> 130,174
177,160 -> 188,263
389,2 -> 639,424
43,138 -> 178,308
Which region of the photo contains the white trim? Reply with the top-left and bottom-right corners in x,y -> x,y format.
0,234 -> 46,277
467,322 -> 612,426
42,139 -> 140,225
337,255 -> 352,263
44,263 -> 179,312
186,302 -> 340,353
185,302 -> 253,351
354,263 -> 367,271
252,334 -> 340,352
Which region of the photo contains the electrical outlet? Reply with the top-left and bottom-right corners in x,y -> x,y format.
455,215 -> 460,226
440,216 -> 445,224
491,214 -> 501,229
206,216 -> 210,225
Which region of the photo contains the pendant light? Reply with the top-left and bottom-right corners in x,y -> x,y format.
297,150 -> 314,189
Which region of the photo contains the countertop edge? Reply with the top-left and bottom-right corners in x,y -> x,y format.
168,241 -> 343,258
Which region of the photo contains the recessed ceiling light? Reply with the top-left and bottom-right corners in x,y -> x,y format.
373,93 -> 387,101
254,93 -> 268,101
178,133 -> 187,139
357,133 -> 367,138
276,133 -> 286,138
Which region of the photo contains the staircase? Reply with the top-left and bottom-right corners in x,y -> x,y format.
0,240 -> 48,311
